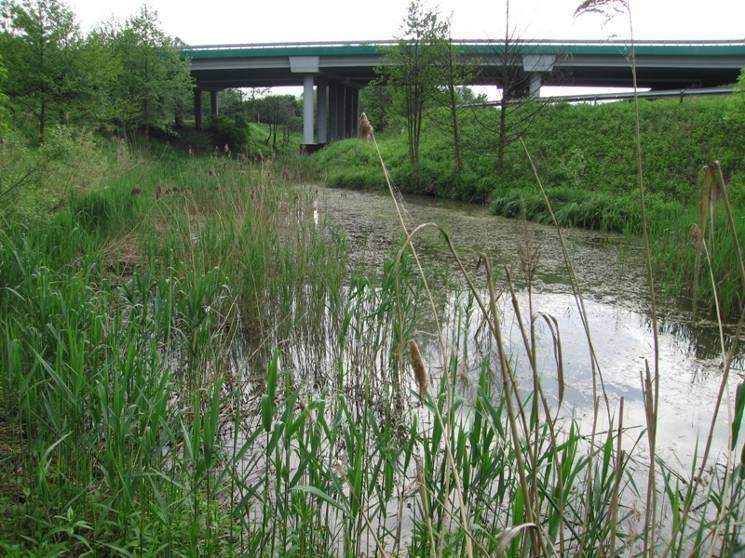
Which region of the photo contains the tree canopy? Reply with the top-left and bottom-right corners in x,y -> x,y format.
0,0 -> 83,141
99,6 -> 192,138
0,1 -> 192,141
377,0 -> 451,169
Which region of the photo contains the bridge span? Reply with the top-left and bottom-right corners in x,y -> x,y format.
180,39 -> 745,147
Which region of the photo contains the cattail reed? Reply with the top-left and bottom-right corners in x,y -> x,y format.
415,455 -> 428,512
408,339 -> 429,398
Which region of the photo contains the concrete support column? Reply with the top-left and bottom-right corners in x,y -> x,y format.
328,83 -> 339,141
529,73 -> 542,98
336,85 -> 347,138
210,90 -> 219,125
522,54 -> 554,98
351,88 -> 360,137
343,86 -> 353,138
303,74 -> 315,145
317,80 -> 328,144
194,88 -> 203,130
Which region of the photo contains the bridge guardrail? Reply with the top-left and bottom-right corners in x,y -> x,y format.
181,39 -> 745,52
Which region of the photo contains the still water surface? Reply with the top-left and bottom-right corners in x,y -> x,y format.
311,185 -> 744,469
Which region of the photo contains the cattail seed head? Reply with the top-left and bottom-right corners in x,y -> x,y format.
415,455 -> 430,516
415,456 -> 425,495
408,339 -> 429,398
333,459 -> 346,481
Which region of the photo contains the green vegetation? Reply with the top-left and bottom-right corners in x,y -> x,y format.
313,96 -> 745,317
0,1 -> 191,142
0,145 -> 346,555
1,141 -> 744,556
212,93 -> 304,157
0,127 -> 115,221
317,97 -> 745,208
377,0 -> 452,168
0,54 -> 9,133
1,0 -> 744,555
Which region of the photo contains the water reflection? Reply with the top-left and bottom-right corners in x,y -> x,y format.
311,184 -> 744,467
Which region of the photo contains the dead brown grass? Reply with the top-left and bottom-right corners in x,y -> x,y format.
102,232 -> 140,276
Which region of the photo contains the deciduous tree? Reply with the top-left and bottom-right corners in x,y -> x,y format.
379,0 -> 449,172
102,6 -> 192,139
360,84 -> 394,133
0,0 -> 82,142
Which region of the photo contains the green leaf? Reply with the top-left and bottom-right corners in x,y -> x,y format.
292,485 -> 349,516
261,394 -> 273,433
732,382 -> 745,450
265,351 -> 279,400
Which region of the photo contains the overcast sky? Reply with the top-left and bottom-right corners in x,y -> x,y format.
66,0 -> 744,45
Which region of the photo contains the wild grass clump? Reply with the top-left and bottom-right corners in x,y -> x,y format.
0,127 -> 115,222
314,97 -> 745,203
0,146 -> 349,555
489,187 -> 681,232
2,126 -> 744,556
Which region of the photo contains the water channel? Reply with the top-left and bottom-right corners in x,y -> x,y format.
310,184 -> 744,470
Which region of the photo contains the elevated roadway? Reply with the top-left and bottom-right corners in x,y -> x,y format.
180,39 -> 745,146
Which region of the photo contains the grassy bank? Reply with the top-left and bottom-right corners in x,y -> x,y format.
0,144 -> 347,554
1,138 -> 744,556
312,97 -> 745,318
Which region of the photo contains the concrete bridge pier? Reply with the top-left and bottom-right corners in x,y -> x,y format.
334,84 -> 346,139
290,57 -> 364,148
194,88 -> 203,130
349,88 -> 359,137
326,82 -> 358,142
522,54 -> 556,99
317,80 -> 328,144
210,90 -> 219,126
529,73 -> 542,98
328,83 -> 339,141
303,74 -> 315,145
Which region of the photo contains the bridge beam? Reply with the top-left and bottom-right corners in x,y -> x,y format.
303,74 -> 315,145
186,41 -> 745,93
317,80 -> 328,144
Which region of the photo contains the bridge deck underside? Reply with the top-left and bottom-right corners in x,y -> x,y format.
190,56 -> 745,90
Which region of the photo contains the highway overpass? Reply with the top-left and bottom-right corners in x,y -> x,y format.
181,39 -> 745,147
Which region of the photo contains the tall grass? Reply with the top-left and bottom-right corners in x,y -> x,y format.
1,137 -> 744,557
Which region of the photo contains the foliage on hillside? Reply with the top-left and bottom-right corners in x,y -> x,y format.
315,97 -> 745,212
214,118 -> 285,158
